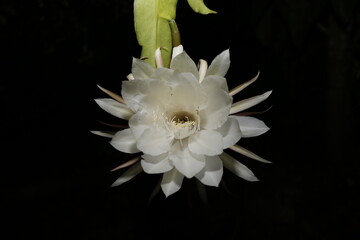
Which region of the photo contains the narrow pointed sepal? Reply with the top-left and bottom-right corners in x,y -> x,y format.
111,162 -> 143,187
90,130 -> 115,138
230,90 -> 272,114
229,71 -> 260,96
229,145 -> 271,163
110,156 -> 141,172
97,85 -> 125,103
220,152 -> 259,181
95,98 -> 134,120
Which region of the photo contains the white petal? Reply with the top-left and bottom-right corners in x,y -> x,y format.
95,98 -> 134,120
200,90 -> 232,130
110,129 -> 140,154
230,90 -> 272,114
169,139 -> 205,178
234,116 -> 270,137
161,168 -> 184,197
220,152 -> 259,181
166,72 -> 207,111
131,57 -> 154,80
121,80 -> 149,112
195,155 -> 223,187
188,130 -> 223,156
202,75 -> 229,91
216,117 -> 241,149
128,110 -> 153,139
172,45 -> 184,59
141,153 -> 173,174
206,49 -> 230,77
137,128 -> 172,155
150,67 -> 174,81
200,75 -> 232,129
170,51 -> 199,79
122,79 -> 171,112
111,162 -> 143,187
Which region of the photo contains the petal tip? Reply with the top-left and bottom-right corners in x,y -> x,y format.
265,90 -> 273,97
251,176 -> 260,182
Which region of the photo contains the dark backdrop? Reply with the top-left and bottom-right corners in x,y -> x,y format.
1,0 -> 359,239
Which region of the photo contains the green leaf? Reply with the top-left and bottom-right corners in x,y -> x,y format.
134,0 -> 178,68
187,0 -> 217,14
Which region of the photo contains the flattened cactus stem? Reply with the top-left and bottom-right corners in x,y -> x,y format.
169,19 -> 181,47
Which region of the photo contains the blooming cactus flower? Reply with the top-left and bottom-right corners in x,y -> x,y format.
93,45 -> 272,197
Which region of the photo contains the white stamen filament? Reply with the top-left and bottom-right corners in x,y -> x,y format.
151,110 -> 199,140
167,112 -> 197,139
170,115 -> 196,130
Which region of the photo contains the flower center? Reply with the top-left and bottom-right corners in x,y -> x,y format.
166,111 -> 198,139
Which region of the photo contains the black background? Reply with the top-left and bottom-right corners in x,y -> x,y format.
1,0 -> 359,239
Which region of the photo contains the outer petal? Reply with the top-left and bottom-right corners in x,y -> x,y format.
220,152 -> 259,181
200,75 -> 232,129
95,98 -> 134,120
188,130 -> 223,156
161,168 -> 184,197
195,155 -> 223,187
111,162 -> 143,187
141,153 -> 173,174
216,117 -> 241,149
137,128 -> 172,155
234,116 -> 270,137
206,49 -> 230,77
170,51 -> 199,79
110,129 -> 140,153
132,57 -> 155,80
169,139 -> 205,178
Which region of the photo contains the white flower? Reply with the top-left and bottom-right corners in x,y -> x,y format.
93,45 -> 272,197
